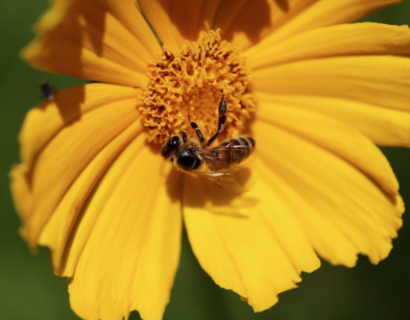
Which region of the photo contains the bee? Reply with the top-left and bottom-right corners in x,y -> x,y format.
160,91 -> 255,192
40,81 -> 55,100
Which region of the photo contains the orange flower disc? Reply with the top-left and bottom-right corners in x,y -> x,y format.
138,29 -> 256,144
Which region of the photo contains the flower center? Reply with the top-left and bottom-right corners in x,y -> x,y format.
139,29 -> 255,145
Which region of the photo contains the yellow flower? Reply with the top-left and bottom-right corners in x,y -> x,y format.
10,0 -> 409,319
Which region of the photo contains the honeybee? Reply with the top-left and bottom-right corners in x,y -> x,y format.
160,91 -> 255,192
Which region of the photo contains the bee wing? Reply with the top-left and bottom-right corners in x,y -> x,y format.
190,170 -> 244,193
195,145 -> 254,155
195,145 -> 255,168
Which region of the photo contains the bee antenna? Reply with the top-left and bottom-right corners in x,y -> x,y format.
159,139 -> 166,150
187,114 -> 205,143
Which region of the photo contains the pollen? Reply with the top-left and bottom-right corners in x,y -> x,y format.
138,29 -> 256,145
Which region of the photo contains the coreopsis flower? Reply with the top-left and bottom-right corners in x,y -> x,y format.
11,0 -> 409,319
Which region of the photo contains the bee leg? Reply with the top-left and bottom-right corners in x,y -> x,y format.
181,131 -> 188,143
206,90 -> 227,146
187,115 -> 204,143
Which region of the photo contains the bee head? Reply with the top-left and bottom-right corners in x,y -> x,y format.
175,147 -> 201,171
160,135 -> 181,158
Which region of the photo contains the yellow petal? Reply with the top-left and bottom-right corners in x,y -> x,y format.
254,118 -> 403,267
138,0 -> 221,52
247,23 -> 410,70
22,0 -> 161,87
68,136 -> 182,320
213,0 -> 403,52
214,0 -> 315,51
10,84 -> 141,255
253,55 -> 410,112
257,100 -> 400,195
183,169 -> 321,312
256,92 -> 410,147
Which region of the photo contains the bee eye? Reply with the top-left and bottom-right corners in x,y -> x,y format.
160,135 -> 181,158
170,136 -> 180,147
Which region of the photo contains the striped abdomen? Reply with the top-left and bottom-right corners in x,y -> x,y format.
206,136 -> 255,172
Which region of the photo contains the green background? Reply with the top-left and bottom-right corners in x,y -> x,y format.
1,1 -> 410,319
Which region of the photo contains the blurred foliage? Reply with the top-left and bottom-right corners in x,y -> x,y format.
0,1 -> 409,320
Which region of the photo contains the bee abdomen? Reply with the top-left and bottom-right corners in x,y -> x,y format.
215,136 -> 255,170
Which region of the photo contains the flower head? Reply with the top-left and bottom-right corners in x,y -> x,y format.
11,0 -> 409,319
139,29 -> 255,144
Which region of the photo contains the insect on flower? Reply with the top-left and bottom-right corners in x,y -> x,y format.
40,81 -> 55,100
160,91 -> 255,192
